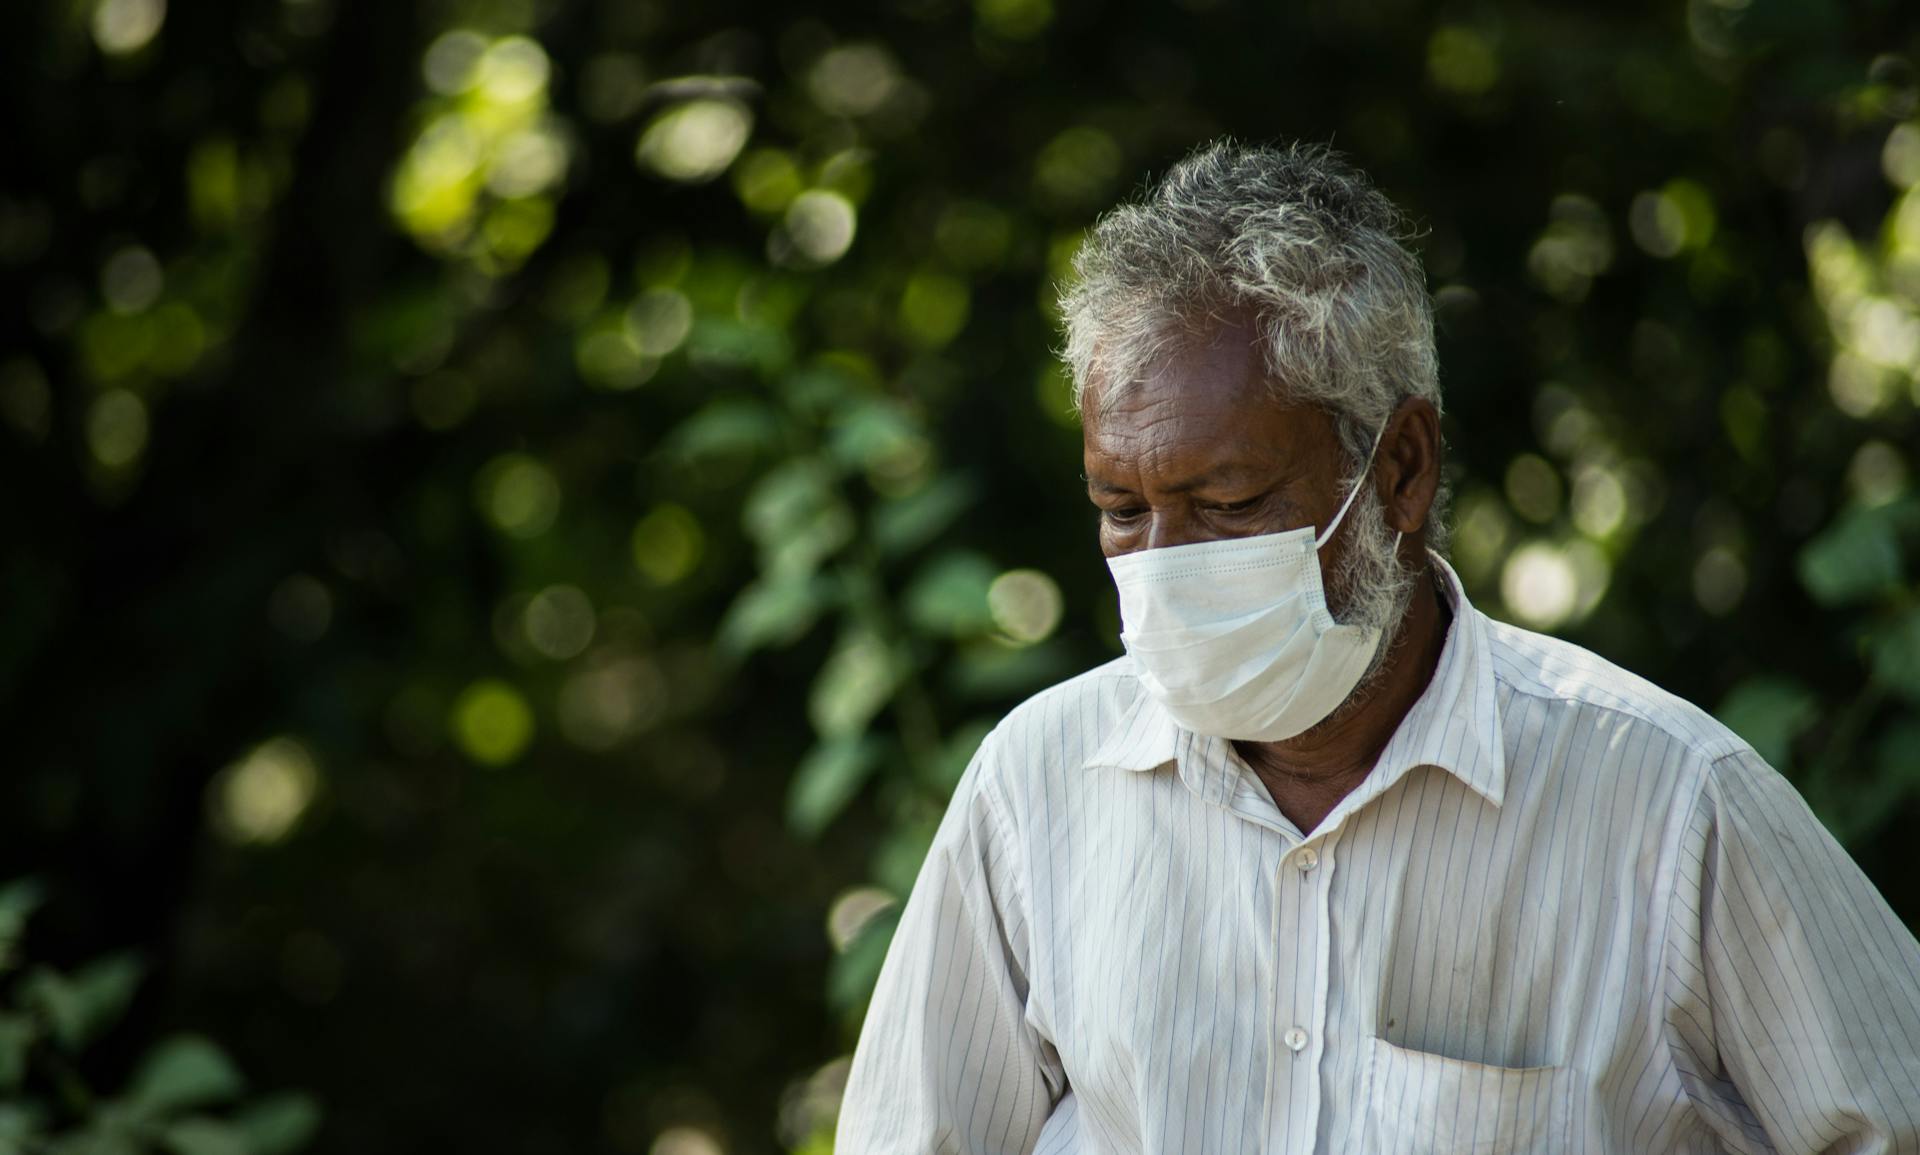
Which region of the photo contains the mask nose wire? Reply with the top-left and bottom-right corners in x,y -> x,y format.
1313,422 -> 1390,550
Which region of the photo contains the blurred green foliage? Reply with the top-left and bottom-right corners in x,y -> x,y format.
2,0 -> 1919,1151
0,881 -> 317,1155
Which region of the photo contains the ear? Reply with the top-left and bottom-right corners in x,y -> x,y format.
1374,397 -> 1442,537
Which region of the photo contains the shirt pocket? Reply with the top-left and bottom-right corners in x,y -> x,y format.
1361,1037 -> 1574,1155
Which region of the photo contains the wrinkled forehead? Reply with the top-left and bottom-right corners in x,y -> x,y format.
1079,310 -> 1284,418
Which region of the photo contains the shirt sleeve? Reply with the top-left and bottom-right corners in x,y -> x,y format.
835,735 -> 1064,1155
1662,747 -> 1920,1154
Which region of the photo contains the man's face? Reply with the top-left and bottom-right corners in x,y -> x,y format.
1082,317 -> 1359,578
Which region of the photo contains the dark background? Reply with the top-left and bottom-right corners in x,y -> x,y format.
3,0 -> 1919,1151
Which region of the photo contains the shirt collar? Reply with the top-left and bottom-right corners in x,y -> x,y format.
1082,552 -> 1507,812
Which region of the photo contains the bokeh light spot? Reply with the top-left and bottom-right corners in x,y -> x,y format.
1501,542 -> 1579,630
733,149 -> 803,216
102,245 -> 163,314
1693,547 -> 1747,616
632,504 -> 706,586
986,569 -> 1063,645
1427,26 -> 1499,95
1884,123 -> 1920,189
1034,127 -> 1120,208
475,37 -> 552,106
625,289 -> 694,356
826,887 -> 897,952
808,45 -> 900,117
477,453 -> 561,538
268,574 -> 333,643
558,657 -> 666,750
208,737 -> 320,846
524,585 -> 596,660
93,0 -> 165,56
650,1127 -> 724,1155
1570,464 -> 1628,539
637,100 -> 753,184
898,272 -> 970,348
975,0 -> 1053,39
783,190 -> 858,266
451,679 -> 535,766
1848,440 -> 1909,506
87,389 -> 149,469
1504,454 -> 1563,524
422,29 -> 488,95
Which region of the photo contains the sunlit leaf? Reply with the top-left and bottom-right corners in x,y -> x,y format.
743,459 -> 855,578
717,575 -> 831,655
808,629 -> 900,739
128,1035 -> 246,1115
787,736 -> 885,839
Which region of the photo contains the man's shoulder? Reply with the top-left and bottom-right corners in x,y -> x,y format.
1479,611 -> 1749,764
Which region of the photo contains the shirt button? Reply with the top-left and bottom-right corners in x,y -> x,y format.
1295,847 -> 1319,872
1283,1026 -> 1309,1052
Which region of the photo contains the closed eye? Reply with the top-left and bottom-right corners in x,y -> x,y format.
1206,498 -> 1262,514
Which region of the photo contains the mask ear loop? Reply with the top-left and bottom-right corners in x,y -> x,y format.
1314,423 -> 1390,550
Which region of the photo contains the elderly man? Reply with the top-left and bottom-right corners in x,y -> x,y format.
834,142 -> 1920,1153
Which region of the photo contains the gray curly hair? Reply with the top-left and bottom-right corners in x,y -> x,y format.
1059,139 -> 1451,558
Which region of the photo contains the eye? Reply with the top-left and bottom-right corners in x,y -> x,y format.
1206,497 -> 1262,515
1100,507 -> 1147,526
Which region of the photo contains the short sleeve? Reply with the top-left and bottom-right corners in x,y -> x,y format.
1663,748 -> 1920,1154
835,737 -> 1065,1154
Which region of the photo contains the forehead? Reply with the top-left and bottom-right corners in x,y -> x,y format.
1081,319 -> 1331,472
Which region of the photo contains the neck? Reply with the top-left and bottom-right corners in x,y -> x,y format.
1233,558 -> 1451,825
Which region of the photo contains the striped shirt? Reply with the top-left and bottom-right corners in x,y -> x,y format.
836,556 -> 1920,1154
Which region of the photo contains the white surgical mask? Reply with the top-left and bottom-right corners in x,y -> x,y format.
1106,430 -> 1390,742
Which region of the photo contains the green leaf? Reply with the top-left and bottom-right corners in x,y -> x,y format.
1870,607 -> 1920,702
23,954 -> 144,1052
807,628 -> 901,740
827,906 -> 900,1010
902,552 -> 998,637
1797,505 -> 1902,607
232,1093 -> 322,1155
742,459 -> 855,579
716,575 -> 831,656
786,736 -> 885,839
0,1102 -> 46,1145
872,474 -> 980,558
1715,676 -> 1819,768
128,1035 -> 246,1116
161,1118 -> 250,1155
0,880 -> 45,974
0,1014 -> 36,1091
825,400 -> 922,471
662,397 -> 786,461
